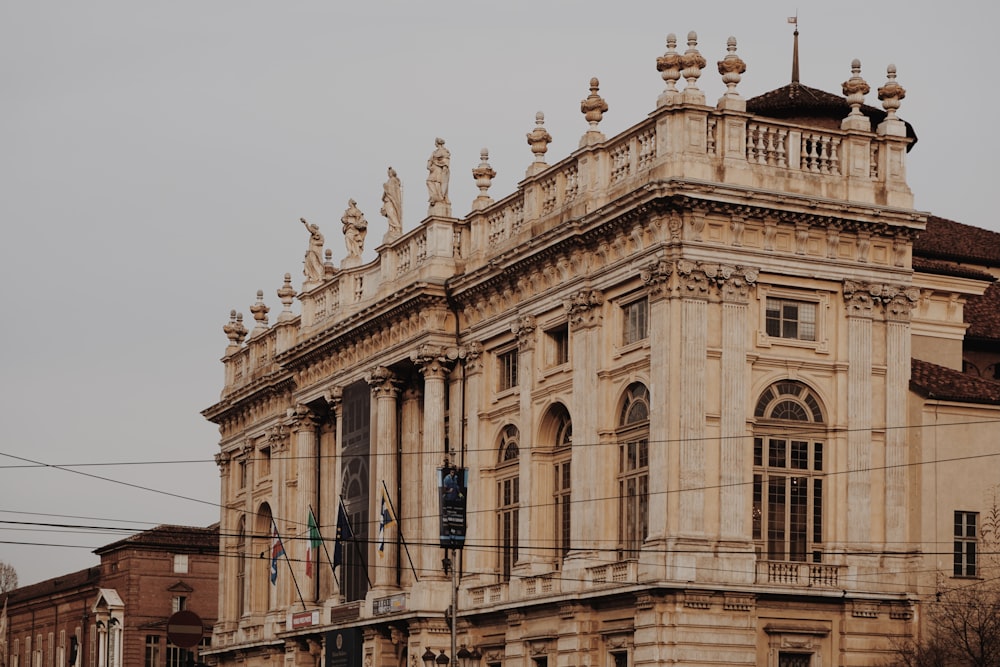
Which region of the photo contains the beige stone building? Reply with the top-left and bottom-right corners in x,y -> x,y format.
202,32 -> 1000,667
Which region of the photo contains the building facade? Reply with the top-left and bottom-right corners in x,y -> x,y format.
1,524 -> 219,667
202,32 -> 999,667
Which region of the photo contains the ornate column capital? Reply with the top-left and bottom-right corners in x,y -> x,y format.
214,451 -> 231,473
462,341 -> 484,373
368,366 -> 400,399
267,423 -> 290,451
564,289 -> 604,328
710,264 -> 759,303
410,344 -> 451,379
324,385 -> 343,415
676,259 -> 711,299
885,285 -> 921,322
511,314 -> 536,350
640,258 -> 673,298
843,279 -> 877,318
289,405 -> 317,432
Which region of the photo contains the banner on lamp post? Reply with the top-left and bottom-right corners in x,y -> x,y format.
438,466 -> 468,549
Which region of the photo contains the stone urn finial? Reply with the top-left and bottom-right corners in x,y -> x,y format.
841,58 -> 870,129
657,33 -> 682,107
717,36 -> 746,110
877,64 -> 907,137
471,148 -> 496,210
878,64 -> 905,121
276,273 -> 296,321
580,77 -> 609,146
526,111 -> 553,164
224,309 -> 247,351
680,31 -> 707,103
249,289 -> 269,334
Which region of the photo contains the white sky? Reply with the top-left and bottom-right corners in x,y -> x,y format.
2,1 -> 997,588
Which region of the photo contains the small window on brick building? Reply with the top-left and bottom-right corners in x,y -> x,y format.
173,553 -> 189,573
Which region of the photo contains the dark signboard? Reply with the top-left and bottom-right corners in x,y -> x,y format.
438,466 -> 468,549
326,627 -> 362,667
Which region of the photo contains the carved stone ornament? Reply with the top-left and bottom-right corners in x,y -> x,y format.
411,344 -> 450,378
878,64 -> 906,121
843,279 -> 878,317
841,58 -> 870,126
680,31 -> 707,98
640,258 -> 673,296
368,366 -> 399,398
564,289 -> 604,327
511,314 -> 536,349
214,451 -> 231,472
676,259 -> 711,298
249,289 -> 270,334
580,77 -> 608,135
276,273 -> 296,322
716,36 -> 746,101
471,148 -> 496,210
656,33 -> 682,106
223,310 -> 247,351
526,111 -> 553,164
290,405 -> 315,432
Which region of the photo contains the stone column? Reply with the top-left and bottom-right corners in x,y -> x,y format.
239,441 -> 255,614
292,405 -> 319,600
411,346 -> 451,580
676,261 -> 709,536
717,266 -> 757,539
398,386 -> 421,586
214,452 -> 233,619
564,289 -> 604,566
267,425 -> 290,608
369,366 -> 400,590
460,343 -> 485,581
885,287 -> 918,544
511,314 -> 541,568
640,258 -> 672,545
844,281 -> 874,544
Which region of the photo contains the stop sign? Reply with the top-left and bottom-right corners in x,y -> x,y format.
166,610 -> 204,649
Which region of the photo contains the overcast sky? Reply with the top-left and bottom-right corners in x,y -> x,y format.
2,1 -> 996,588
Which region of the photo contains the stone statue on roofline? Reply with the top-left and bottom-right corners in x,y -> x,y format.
426,137 -> 451,217
341,198 -> 368,263
300,217 -> 325,283
380,166 -> 403,241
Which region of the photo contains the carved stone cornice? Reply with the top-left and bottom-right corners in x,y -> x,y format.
511,314 -> 536,350
640,258 -> 673,298
368,366 -> 400,399
563,289 -> 604,328
411,344 -> 451,379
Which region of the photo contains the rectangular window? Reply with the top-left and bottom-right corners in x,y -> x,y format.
611,651 -> 628,667
622,298 -> 649,346
546,324 -> 569,367
497,349 -> 518,392
171,596 -> 187,613
145,635 -> 161,667
498,476 -> 519,580
778,653 -> 811,667
258,446 -> 271,477
173,553 -> 189,574
766,298 -> 816,341
238,459 -> 247,489
166,644 -> 192,667
954,511 -> 978,577
554,460 -> 571,559
618,439 -> 649,556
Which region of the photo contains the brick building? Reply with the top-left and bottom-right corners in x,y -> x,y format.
1,524 -> 218,667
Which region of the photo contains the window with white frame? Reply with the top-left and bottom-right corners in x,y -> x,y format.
497,348 -> 518,392
766,298 -> 816,341
955,510 -> 979,577
145,635 -> 160,667
622,297 -> 649,346
496,425 -> 520,581
617,383 -> 650,557
173,553 -> 188,573
752,381 -> 826,562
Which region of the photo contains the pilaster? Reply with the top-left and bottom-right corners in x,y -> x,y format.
369,366 -> 400,590
291,405 -> 319,600
676,260 -> 709,537
843,280 -> 874,545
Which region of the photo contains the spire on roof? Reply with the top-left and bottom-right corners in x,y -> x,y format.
788,15 -> 800,83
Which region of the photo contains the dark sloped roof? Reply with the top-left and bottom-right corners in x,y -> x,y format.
966,282 -> 1000,342
746,82 -> 917,148
913,256 -> 995,281
911,358 -> 1000,404
914,216 -> 1000,267
1,566 -> 100,605
93,523 -> 219,555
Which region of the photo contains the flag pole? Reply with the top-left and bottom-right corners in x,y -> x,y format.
381,479 -> 419,582
273,519 -> 308,612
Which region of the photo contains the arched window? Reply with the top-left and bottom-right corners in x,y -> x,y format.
496,425 -> 520,581
617,383 -> 650,557
753,381 -> 826,562
544,404 -> 573,561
